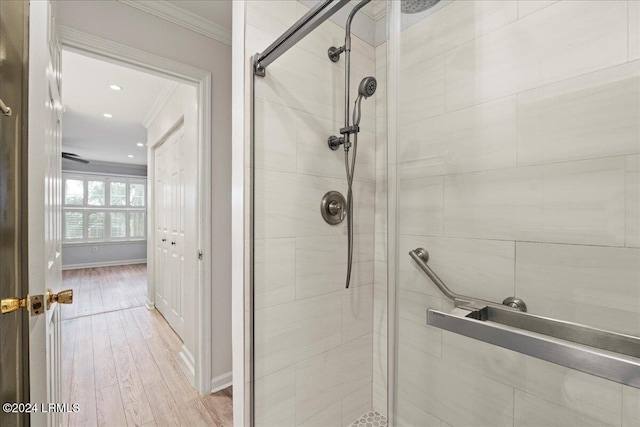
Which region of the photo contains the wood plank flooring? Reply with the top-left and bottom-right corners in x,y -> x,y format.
61,266 -> 232,427
61,264 -> 148,320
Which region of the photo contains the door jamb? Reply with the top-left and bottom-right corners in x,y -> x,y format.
59,26 -> 213,394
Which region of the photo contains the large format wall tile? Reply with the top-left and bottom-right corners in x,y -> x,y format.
399,176 -> 443,236
397,290 -> 443,358
442,332 -> 623,425
254,99 -> 298,172
398,345 -> 514,427
396,398 -> 441,427
254,238 -> 296,309
295,334 -> 372,424
399,55 -> 445,125
296,234 -> 374,299
518,61 -> 640,166
298,402 -> 342,427
398,235 -> 516,302
246,1 -> 298,39
399,96 -> 517,179
445,1 -> 628,110
516,242 -> 640,336
630,0 -> 640,61
623,386 -> 640,427
342,284 -> 374,344
444,157 -> 626,246
254,292 -> 341,378
514,391 -> 616,427
254,366 -> 296,427
517,0 -> 558,18
341,385 -> 372,427
401,1 -> 518,70
255,170 -> 344,239
627,155 -> 640,247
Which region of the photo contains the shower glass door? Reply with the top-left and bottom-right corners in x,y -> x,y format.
389,0 -> 640,425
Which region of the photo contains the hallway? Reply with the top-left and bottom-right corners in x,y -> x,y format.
61,267 -> 232,426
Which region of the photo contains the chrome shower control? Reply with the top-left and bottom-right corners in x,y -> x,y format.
328,135 -> 344,151
321,191 -> 346,225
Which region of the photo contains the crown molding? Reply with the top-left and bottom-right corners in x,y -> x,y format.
60,26 -> 208,83
118,0 -> 232,46
143,81 -> 180,129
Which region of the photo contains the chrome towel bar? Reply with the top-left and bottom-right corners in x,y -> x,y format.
427,306 -> 640,389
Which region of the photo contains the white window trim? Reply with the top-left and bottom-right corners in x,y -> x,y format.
63,172 -> 147,244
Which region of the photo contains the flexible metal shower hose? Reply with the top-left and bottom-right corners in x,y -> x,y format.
344,132 -> 358,289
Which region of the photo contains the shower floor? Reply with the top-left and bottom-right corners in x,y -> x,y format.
350,411 -> 387,427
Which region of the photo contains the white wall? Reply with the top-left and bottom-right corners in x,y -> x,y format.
393,1 -> 640,426
246,1 -> 377,425
58,0 -> 232,388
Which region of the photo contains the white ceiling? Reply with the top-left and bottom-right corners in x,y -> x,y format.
62,50 -> 176,166
164,0 -> 232,30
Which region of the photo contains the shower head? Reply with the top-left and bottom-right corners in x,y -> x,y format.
353,77 -> 377,127
358,76 -> 377,99
402,0 -> 441,14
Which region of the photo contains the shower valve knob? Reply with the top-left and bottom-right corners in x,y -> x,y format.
328,135 -> 344,151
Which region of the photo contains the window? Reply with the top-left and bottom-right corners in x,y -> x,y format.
62,173 -> 147,244
110,181 -> 127,206
87,180 -> 105,206
64,179 -> 84,205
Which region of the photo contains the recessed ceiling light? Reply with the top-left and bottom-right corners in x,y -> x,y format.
103,113 -> 113,118
110,84 -> 122,91
128,155 -> 134,158
136,143 -> 144,147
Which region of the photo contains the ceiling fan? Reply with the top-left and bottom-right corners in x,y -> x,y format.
62,152 -> 89,164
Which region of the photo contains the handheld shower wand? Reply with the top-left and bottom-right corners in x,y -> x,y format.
342,76 -> 376,289
326,0 -> 375,289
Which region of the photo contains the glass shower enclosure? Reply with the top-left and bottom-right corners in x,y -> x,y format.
243,0 -> 640,425
389,1 -> 640,426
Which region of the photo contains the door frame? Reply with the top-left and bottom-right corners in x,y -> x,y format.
59,26 -> 214,394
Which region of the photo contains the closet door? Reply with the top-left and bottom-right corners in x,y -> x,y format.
154,141 -> 170,320
154,125 -> 185,338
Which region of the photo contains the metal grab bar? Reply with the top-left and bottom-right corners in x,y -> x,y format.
427,306 -> 640,389
409,248 -> 527,312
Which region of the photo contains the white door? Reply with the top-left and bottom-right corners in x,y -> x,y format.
28,1 -> 65,425
154,125 -> 186,338
154,141 -> 170,320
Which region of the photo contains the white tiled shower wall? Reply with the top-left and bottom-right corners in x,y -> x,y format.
394,1 -> 640,427
246,1 -> 378,425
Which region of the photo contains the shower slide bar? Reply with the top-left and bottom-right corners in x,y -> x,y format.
409,248 -> 640,388
253,0 -> 350,77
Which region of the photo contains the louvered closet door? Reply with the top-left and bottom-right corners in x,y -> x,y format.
154,125 -> 185,338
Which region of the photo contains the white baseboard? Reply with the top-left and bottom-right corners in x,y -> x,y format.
145,299 -> 155,310
62,258 -> 147,270
211,372 -> 232,394
177,345 -> 196,387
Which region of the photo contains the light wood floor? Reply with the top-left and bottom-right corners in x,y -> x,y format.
61,264 -> 148,320
61,267 -> 232,427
